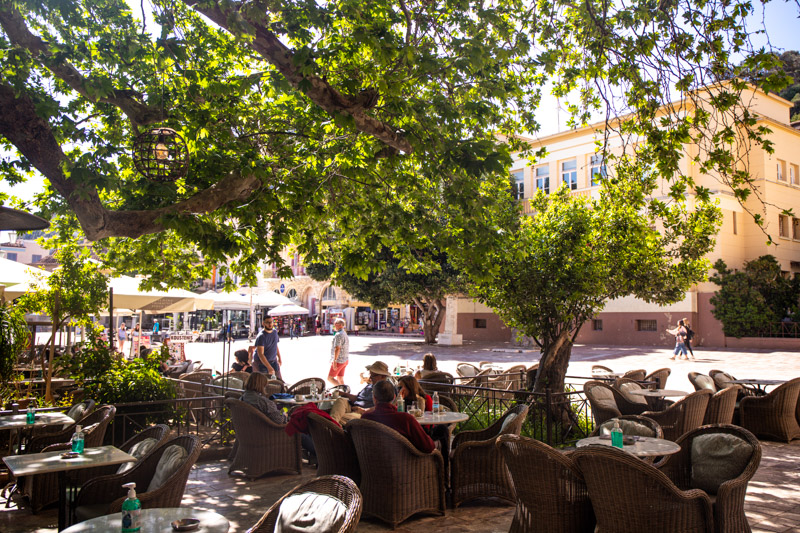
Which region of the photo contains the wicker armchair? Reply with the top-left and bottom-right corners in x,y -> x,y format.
225,398 -> 301,478
703,387 -> 739,425
287,377 -> 326,396
612,378 -> 650,415
642,390 -> 712,442
348,418 -> 445,528
73,435 -> 202,521
584,381 -> 622,425
247,475 -> 363,533
644,368 -> 672,390
450,404 -> 529,508
573,445 -> 714,533
589,415 -> 663,439
419,371 -> 455,395
456,363 -> 480,378
330,384 -> 351,395
591,365 -> 615,376
306,413 -> 360,484
265,379 -> 287,396
709,370 -> 759,399
656,424 -> 761,533
622,368 -> 646,381
19,406 -> 116,512
223,371 -> 250,384
497,434 -> 595,533
739,377 -> 800,442
90,424 -> 171,478
177,371 -> 214,424
689,372 -> 719,393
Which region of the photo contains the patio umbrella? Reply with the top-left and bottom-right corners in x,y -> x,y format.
252,290 -> 293,307
0,206 -> 49,231
201,290 -> 253,311
268,303 -> 310,316
0,257 -> 50,287
108,276 -> 214,313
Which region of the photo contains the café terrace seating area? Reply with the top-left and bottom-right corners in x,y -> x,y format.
2,362 -> 800,533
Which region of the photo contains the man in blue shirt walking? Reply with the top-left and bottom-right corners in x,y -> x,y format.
249,316 -> 283,380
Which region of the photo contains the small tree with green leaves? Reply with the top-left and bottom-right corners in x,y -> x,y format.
0,301 -> 31,402
709,255 -> 800,337
19,244 -> 108,402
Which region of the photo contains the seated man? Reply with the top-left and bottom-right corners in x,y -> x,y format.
231,349 -> 253,373
329,361 -> 392,424
362,380 -> 435,453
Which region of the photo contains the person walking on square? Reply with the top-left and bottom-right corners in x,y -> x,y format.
328,318 -> 349,387
683,318 -> 696,360
117,322 -> 127,354
667,319 -> 688,360
249,316 -> 283,380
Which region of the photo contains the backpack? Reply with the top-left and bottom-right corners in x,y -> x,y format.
686,328 -> 695,341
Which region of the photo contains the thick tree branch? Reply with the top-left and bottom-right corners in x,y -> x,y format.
0,2 -> 166,127
0,81 -> 261,239
184,0 -> 413,154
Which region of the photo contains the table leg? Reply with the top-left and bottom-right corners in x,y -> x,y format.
58,470 -> 66,531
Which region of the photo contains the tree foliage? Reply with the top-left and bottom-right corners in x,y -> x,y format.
307,247 -> 463,343
0,0 -> 794,288
464,159 -> 721,393
709,255 -> 800,338
0,301 -> 30,383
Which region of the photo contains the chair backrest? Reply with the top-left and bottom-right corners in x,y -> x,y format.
265,379 -> 287,396
622,369 -> 646,381
247,475 -> 363,533
419,372 -> 454,394
66,399 -> 96,422
496,435 -> 595,533
288,378 -> 326,396
662,389 -> 713,441
584,381 -> 622,425
572,446 -> 713,532
590,415 -> 663,438
438,395 -> 458,412
709,369 -> 736,390
77,405 -> 116,447
704,386 -> 739,425
180,371 -> 213,384
306,413 -> 360,484
118,424 -> 171,455
644,368 -> 671,390
331,384 -> 351,395
225,371 -> 251,383
591,365 -> 614,375
613,378 -> 649,406
126,435 -> 202,505
688,372 -> 718,392
456,363 -> 479,377
462,367 -> 494,388
493,403 -> 529,437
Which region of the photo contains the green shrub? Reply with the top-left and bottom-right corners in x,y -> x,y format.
86,349 -> 175,405
55,324 -> 114,385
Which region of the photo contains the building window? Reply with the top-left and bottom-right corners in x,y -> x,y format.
636,319 -> 657,332
791,164 -> 798,185
561,160 -> 577,190
511,169 -> 525,200
31,254 -> 41,263
732,211 -> 737,235
286,288 -> 297,299
590,154 -> 607,186
592,319 -> 603,331
793,218 -> 800,241
5,252 -> 17,261
473,319 -> 487,329
322,286 -> 337,300
535,166 -> 550,194
779,214 -> 789,238
777,160 -> 786,181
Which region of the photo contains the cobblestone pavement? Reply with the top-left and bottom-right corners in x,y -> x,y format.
2,336 -> 799,532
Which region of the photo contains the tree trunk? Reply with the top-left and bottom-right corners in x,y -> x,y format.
418,298 -> 445,344
533,330 -> 573,394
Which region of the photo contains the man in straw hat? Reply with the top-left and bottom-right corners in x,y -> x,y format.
329,360 -> 393,424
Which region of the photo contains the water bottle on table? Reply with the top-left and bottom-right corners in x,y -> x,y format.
432,391 -> 439,415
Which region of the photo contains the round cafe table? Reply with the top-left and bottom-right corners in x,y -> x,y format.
728,379 -> 786,395
412,411 -> 469,425
62,508 -> 229,533
627,389 -> 688,410
576,436 -> 680,458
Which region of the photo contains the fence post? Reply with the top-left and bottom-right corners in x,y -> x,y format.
545,388 -> 552,445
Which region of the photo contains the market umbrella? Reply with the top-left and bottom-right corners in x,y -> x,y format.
108,276 -> 214,313
0,206 -> 49,231
0,257 -> 50,287
201,290 -> 253,311
268,303 -> 310,316
251,290 -> 293,307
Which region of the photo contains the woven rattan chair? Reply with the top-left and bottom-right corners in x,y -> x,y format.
689,372 -> 719,393
622,368 -> 646,381
573,445 -> 714,533
265,378 -> 287,396
224,370 -> 251,384
658,425 -> 761,533
642,389 -> 712,442
450,403 -> 529,508
703,387 -> 739,425
20,406 -> 116,512
497,434 -> 595,533
91,424 -> 170,478
645,368 -> 672,390
589,415 -> 663,438
591,365 -> 615,375
348,418 -> 445,527
456,363 -> 480,378
709,370 -> 759,398
739,377 -> 800,442
247,475 -> 363,533
306,413 -> 360,484
584,381 -> 622,425
178,371 -> 214,424
419,371 -> 455,395
225,398 -> 301,478
330,384 -> 351,395
287,377 -> 326,396
73,435 -> 202,521
612,378 -> 650,415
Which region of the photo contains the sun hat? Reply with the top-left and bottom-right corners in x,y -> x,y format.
365,361 -> 391,376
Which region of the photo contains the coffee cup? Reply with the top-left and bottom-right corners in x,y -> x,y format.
295,394 -> 305,402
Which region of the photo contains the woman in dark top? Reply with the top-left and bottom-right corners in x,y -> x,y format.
397,375 -> 432,411
231,349 -> 253,373
240,372 -> 286,424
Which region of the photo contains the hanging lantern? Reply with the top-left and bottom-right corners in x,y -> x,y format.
132,127 -> 190,182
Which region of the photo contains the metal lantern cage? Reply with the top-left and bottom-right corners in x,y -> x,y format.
132,127 -> 190,182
